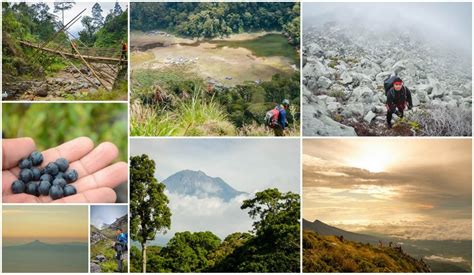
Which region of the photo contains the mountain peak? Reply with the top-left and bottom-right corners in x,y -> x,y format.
163,169 -> 247,201
303,219 -> 380,244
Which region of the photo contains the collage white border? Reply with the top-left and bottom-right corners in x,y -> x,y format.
0,0 -> 473,274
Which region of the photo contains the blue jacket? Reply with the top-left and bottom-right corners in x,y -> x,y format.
117,232 -> 127,244
277,105 -> 288,129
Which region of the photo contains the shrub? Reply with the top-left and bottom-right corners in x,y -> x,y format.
406,104 -> 472,136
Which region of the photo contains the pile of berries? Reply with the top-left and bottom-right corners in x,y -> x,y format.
11,151 -> 78,200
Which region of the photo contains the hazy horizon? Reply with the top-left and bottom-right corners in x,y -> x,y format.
3,205 -> 88,246
303,139 -> 472,241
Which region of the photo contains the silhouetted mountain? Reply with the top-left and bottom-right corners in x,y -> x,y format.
303,219 -> 381,244
163,169 -> 247,201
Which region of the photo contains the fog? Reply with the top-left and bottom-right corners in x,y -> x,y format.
303,2 -> 472,53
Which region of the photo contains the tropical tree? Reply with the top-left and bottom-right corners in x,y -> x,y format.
91,2 -> 104,28
130,154 -> 172,273
160,231 -> 221,272
53,1 -> 75,26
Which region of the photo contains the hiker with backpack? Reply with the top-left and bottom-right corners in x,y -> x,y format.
265,99 -> 290,136
384,76 -> 413,129
121,41 -> 128,60
114,228 -> 128,272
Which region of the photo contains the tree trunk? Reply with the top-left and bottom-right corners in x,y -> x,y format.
62,11 -> 64,26
141,242 -> 147,273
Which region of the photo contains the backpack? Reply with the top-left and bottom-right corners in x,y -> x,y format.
264,107 -> 280,127
384,75 -> 398,95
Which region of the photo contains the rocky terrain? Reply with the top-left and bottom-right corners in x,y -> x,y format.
3,64 -> 118,100
303,22 -> 472,136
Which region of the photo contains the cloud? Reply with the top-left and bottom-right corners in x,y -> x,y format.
302,2 -> 472,53
303,139 -> 472,241
154,191 -> 254,245
358,220 -> 472,241
425,255 -> 468,263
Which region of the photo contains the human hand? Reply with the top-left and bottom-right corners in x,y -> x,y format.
2,137 -> 127,203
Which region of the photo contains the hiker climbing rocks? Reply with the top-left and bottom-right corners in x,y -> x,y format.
384,76 -> 413,129
121,41 -> 127,60
265,99 -> 290,136
114,228 -> 128,272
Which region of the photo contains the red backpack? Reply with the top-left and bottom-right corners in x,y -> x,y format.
264,107 -> 280,128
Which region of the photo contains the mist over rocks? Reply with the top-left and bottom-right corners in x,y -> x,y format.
302,3 -> 472,136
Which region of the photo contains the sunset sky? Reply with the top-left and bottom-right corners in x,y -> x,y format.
3,206 -> 88,246
303,139 -> 472,240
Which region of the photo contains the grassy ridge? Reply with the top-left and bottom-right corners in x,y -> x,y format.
303,230 -> 431,272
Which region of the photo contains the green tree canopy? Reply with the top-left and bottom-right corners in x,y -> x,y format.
160,231 -> 221,272
130,154 -> 171,273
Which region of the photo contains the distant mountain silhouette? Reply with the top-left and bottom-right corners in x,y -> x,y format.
163,169 -> 247,201
5,240 -> 87,250
303,219 -> 381,244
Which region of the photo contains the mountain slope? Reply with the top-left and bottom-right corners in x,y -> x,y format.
163,170 -> 247,201
303,230 -> 431,272
303,219 -> 381,244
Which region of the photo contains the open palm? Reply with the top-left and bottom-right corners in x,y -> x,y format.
2,137 -> 127,203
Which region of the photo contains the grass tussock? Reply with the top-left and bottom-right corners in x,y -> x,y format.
131,88 -> 236,136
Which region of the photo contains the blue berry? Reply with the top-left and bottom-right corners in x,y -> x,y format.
55,158 -> 69,172
64,169 -> 78,183
55,172 -> 65,180
63,185 -> 77,196
19,169 -> 34,182
49,185 -> 64,200
44,163 -> 59,176
40,174 -> 53,182
11,180 -> 26,194
31,167 -> 42,181
25,182 -> 39,196
19,158 -> 32,169
38,181 -> 51,196
29,151 -> 44,166
52,178 -> 67,188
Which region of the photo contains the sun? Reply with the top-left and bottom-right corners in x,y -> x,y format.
345,142 -> 396,173
351,154 -> 386,173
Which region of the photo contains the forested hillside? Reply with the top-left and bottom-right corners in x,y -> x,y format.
130,2 -> 300,45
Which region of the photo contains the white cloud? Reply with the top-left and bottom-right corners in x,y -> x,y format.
425,255 -> 467,263
155,191 -> 254,244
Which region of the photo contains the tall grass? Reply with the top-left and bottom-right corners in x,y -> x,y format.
131,88 -> 236,136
